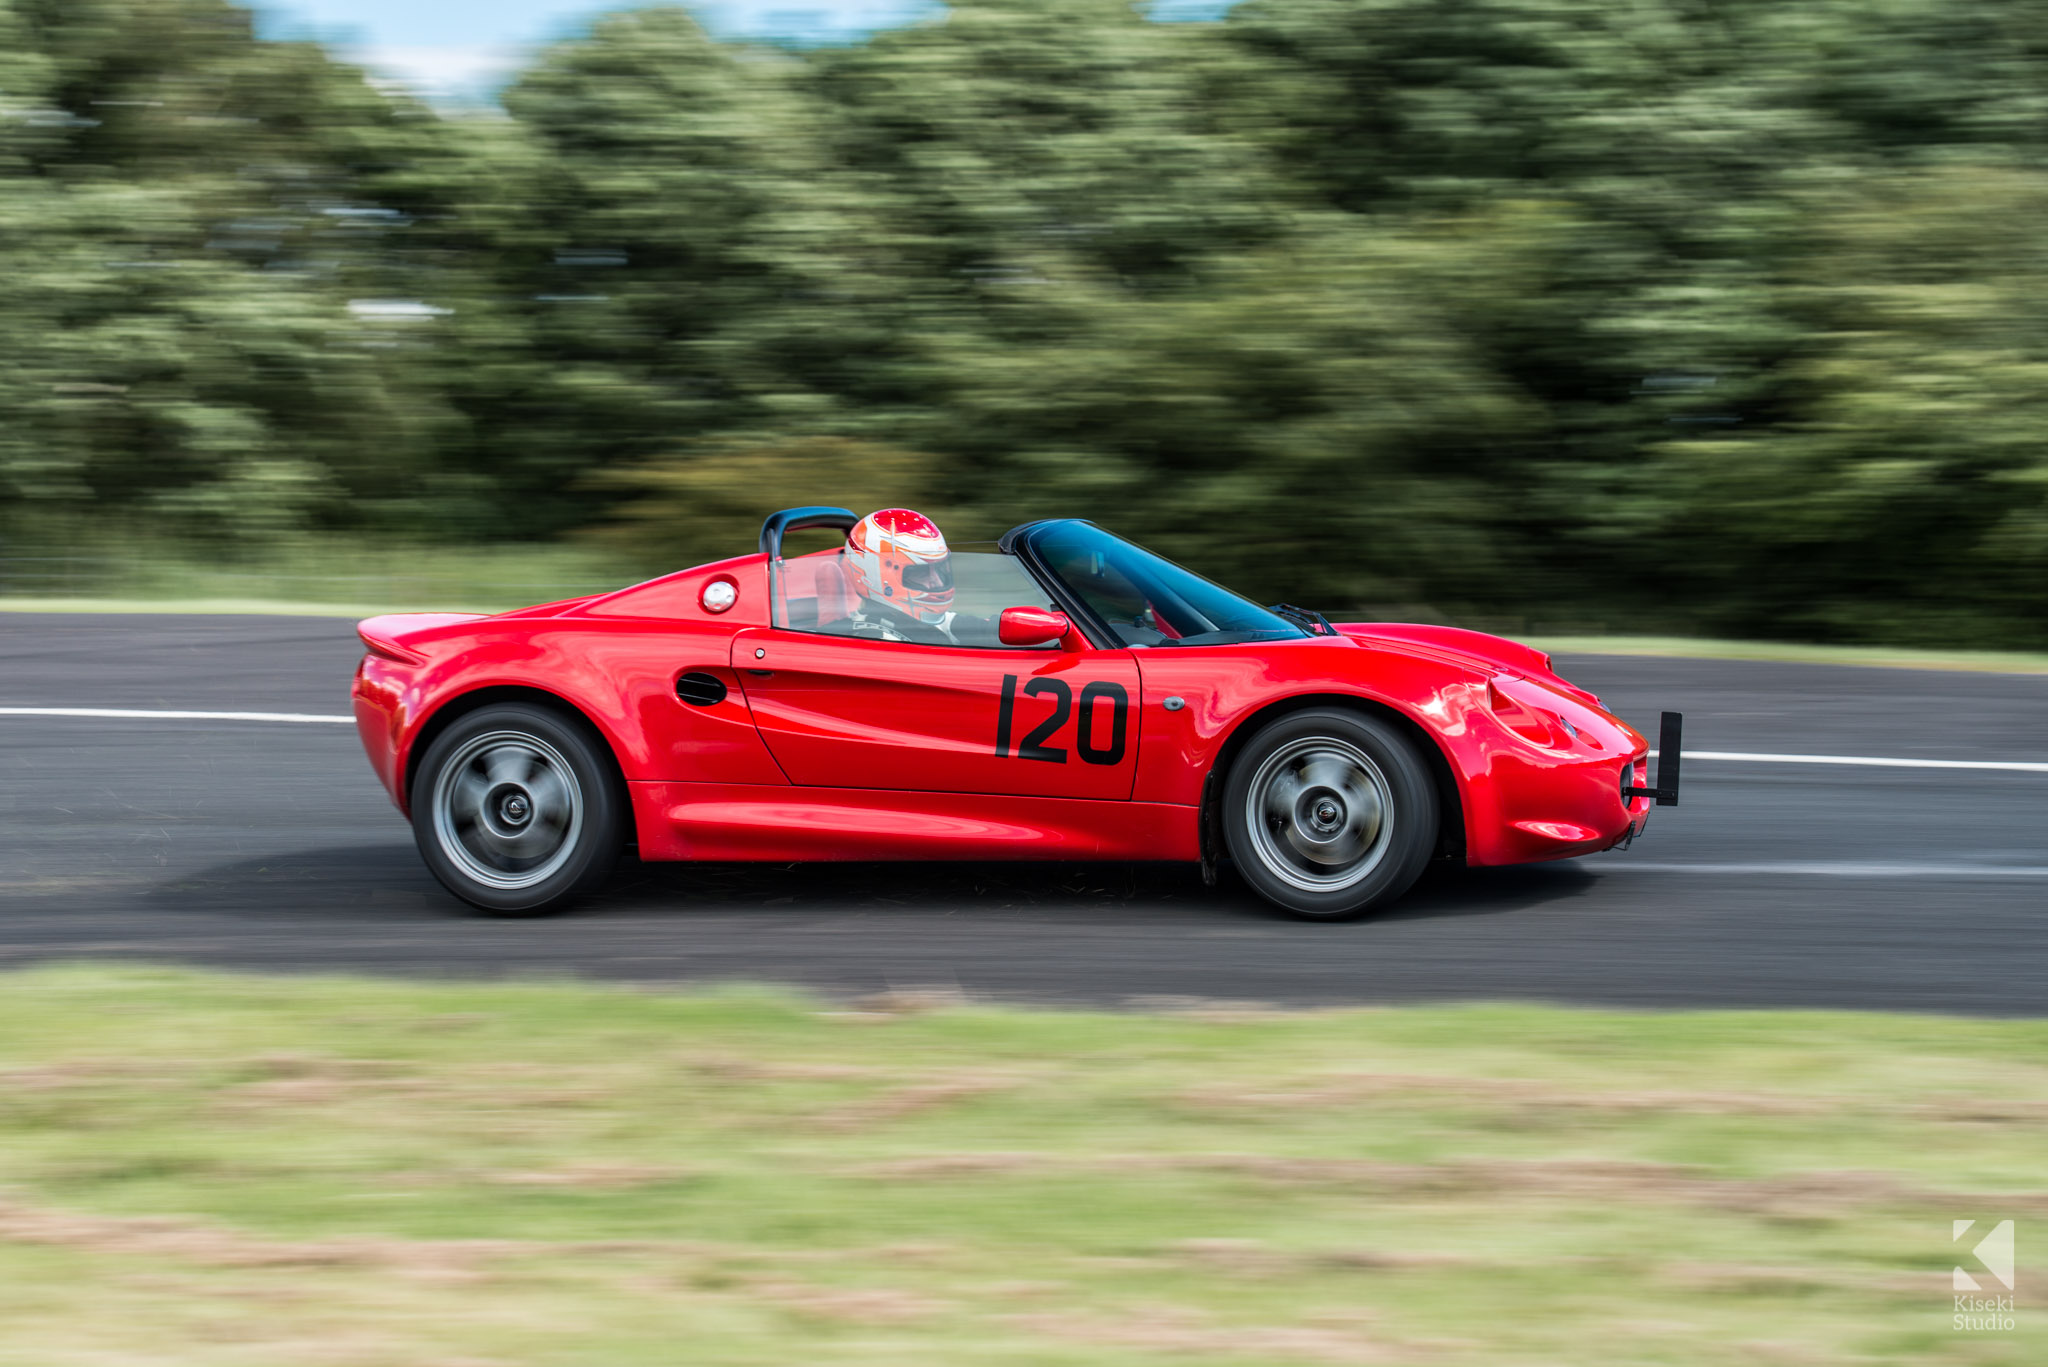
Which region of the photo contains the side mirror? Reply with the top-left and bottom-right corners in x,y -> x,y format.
998,605 -> 1074,648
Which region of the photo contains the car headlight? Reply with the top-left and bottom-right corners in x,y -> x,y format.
1488,676 -> 1583,749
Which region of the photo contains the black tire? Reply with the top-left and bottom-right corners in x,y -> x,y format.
1220,707 -> 1438,921
408,702 -> 625,916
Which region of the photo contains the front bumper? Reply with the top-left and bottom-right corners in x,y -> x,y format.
1469,709 -> 1684,866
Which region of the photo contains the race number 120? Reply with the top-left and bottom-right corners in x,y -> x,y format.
995,674 -> 1129,765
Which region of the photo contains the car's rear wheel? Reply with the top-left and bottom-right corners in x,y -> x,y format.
1221,707 -> 1438,920
409,703 -> 624,916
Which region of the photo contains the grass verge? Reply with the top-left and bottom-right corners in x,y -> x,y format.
0,595 -> 418,618
0,965 -> 2040,1365
6,589 -> 2048,677
1529,635 -> 2048,675
0,538 -> 645,619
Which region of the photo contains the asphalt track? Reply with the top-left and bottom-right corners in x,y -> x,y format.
3,613 -> 2045,1014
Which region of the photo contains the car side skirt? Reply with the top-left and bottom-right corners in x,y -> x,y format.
631,782 -> 1202,864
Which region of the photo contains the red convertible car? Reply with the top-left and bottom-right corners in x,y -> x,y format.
353,507 -> 1679,919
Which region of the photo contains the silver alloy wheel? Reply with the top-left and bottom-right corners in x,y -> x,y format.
430,730 -> 585,891
1243,736 -> 1395,892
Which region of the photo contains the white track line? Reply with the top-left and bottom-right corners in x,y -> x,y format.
1596,860 -> 2048,879
0,707 -> 353,725
1650,749 -> 2048,774
0,710 -> 2042,773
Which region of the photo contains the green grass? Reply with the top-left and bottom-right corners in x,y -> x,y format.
7,538 -> 2048,673
0,538 -> 646,618
0,965 -> 2040,1365
8,587 -> 2048,676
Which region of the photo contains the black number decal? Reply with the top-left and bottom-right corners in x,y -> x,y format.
1075,680 -> 1129,766
1017,678 -> 1070,764
995,674 -> 1129,766
995,673 -> 1017,758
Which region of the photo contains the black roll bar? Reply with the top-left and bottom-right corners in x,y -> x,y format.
759,506 -> 859,560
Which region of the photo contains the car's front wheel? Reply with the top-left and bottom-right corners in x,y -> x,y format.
1221,707 -> 1439,920
409,702 -> 624,915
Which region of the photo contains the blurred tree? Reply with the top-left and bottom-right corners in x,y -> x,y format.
445,8 -> 918,538
1638,167 -> 2048,644
0,0 -> 463,550
7,0 -> 2048,644
809,0 -> 1277,285
1211,0 -> 2048,639
588,437 -> 953,569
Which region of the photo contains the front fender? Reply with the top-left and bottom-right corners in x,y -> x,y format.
1130,637 -> 1643,866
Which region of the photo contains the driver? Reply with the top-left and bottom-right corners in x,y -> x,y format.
842,508 -> 990,645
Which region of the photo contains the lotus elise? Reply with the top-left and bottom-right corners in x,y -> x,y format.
352,507 -> 1679,918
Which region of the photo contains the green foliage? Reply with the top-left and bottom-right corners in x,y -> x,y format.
0,0 -> 468,544
6,0 -> 2048,643
590,436 -> 957,567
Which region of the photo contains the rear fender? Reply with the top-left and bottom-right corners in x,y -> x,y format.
371,619 -> 783,830
399,682 -> 628,817
357,613 -> 488,664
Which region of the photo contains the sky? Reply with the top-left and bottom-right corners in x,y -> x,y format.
254,0 -> 1229,102
255,0 -> 933,99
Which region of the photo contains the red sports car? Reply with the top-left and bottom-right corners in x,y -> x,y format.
352,507 -> 1679,919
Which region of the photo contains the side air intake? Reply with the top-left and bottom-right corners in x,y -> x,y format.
675,672 -> 729,707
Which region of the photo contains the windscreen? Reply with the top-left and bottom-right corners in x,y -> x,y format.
1028,522 -> 1309,647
